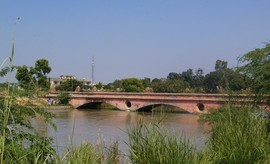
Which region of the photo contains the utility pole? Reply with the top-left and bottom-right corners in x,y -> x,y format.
92,56 -> 95,85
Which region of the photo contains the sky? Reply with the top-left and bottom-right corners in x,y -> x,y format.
1,1 -> 270,84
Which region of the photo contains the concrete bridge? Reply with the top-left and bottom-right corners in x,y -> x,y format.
46,92 -> 269,113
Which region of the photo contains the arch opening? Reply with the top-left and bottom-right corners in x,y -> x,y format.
137,104 -> 189,113
125,100 -> 132,108
197,102 -> 205,111
77,102 -> 118,110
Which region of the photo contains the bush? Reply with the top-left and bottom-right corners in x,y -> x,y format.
57,92 -> 70,105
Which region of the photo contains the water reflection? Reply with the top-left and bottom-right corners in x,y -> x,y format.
33,108 -> 210,154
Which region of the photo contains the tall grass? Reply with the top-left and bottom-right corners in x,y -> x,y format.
0,20 -> 57,164
59,139 -> 121,164
0,24 -> 16,163
126,117 -> 198,164
201,107 -> 270,163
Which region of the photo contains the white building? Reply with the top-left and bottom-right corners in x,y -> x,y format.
49,75 -> 91,86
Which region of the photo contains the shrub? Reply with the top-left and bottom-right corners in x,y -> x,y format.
57,92 -> 70,105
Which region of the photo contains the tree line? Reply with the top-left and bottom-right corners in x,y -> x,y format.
104,59 -> 249,93
105,44 -> 270,100
1,44 -> 269,98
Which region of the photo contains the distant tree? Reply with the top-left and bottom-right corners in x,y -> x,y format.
194,68 -> 204,86
193,68 -> 205,92
32,59 -> 51,89
96,82 -> 103,90
238,43 -> 270,99
120,78 -> 144,92
152,78 -> 162,83
204,71 -> 223,93
112,80 -> 122,90
57,79 -> 83,91
103,83 -> 113,91
215,59 -> 228,71
204,60 -> 249,93
141,77 -> 151,88
180,69 -> 195,87
151,79 -> 189,93
15,59 -> 51,90
167,72 -> 181,80
16,65 -> 35,89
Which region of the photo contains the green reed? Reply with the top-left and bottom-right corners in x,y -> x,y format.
0,20 -> 56,164
59,140 -> 121,164
126,117 -> 198,164
201,107 -> 270,163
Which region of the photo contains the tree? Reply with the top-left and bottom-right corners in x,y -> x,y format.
204,60 -> 250,93
238,44 -> 270,100
141,77 -> 151,88
32,59 -> 51,89
16,65 -> 35,89
180,69 -> 195,87
151,79 -> 189,93
120,78 -> 144,92
204,71 -> 223,93
194,68 -> 204,87
57,79 -> 83,91
167,72 -> 181,80
215,59 -> 228,71
15,59 -> 51,90
96,82 -> 103,90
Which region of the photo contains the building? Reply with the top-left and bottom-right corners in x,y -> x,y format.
49,75 -> 92,86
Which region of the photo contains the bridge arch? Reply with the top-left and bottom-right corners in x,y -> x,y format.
76,102 -> 118,110
70,98 -> 207,113
136,103 -> 188,113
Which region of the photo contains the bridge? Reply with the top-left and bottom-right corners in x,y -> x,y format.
46,92 -> 269,113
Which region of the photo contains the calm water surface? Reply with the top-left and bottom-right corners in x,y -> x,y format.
33,108 -> 210,154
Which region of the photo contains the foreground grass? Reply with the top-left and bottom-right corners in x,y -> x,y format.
201,107 -> 270,163
57,106 -> 270,164
126,118 -> 198,163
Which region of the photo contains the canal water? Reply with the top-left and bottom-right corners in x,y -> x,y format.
32,108 -> 210,155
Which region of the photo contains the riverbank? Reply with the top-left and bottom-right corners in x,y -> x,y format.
42,105 -> 73,110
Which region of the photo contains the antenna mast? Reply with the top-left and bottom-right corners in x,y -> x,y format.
91,56 -> 95,85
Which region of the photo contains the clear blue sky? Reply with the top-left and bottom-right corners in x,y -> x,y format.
1,1 -> 270,84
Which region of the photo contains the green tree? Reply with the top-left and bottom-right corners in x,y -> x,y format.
96,82 -> 103,90
57,79 -> 83,91
120,78 -> 144,92
215,59 -> 228,71
32,59 -> 51,89
57,92 -> 71,104
141,77 -> 151,88
180,69 -> 195,87
167,72 -> 181,80
15,59 -> 51,90
193,68 -> 205,91
15,65 -> 35,89
151,79 -> 189,93
238,44 -> 270,101
204,71 -> 223,93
